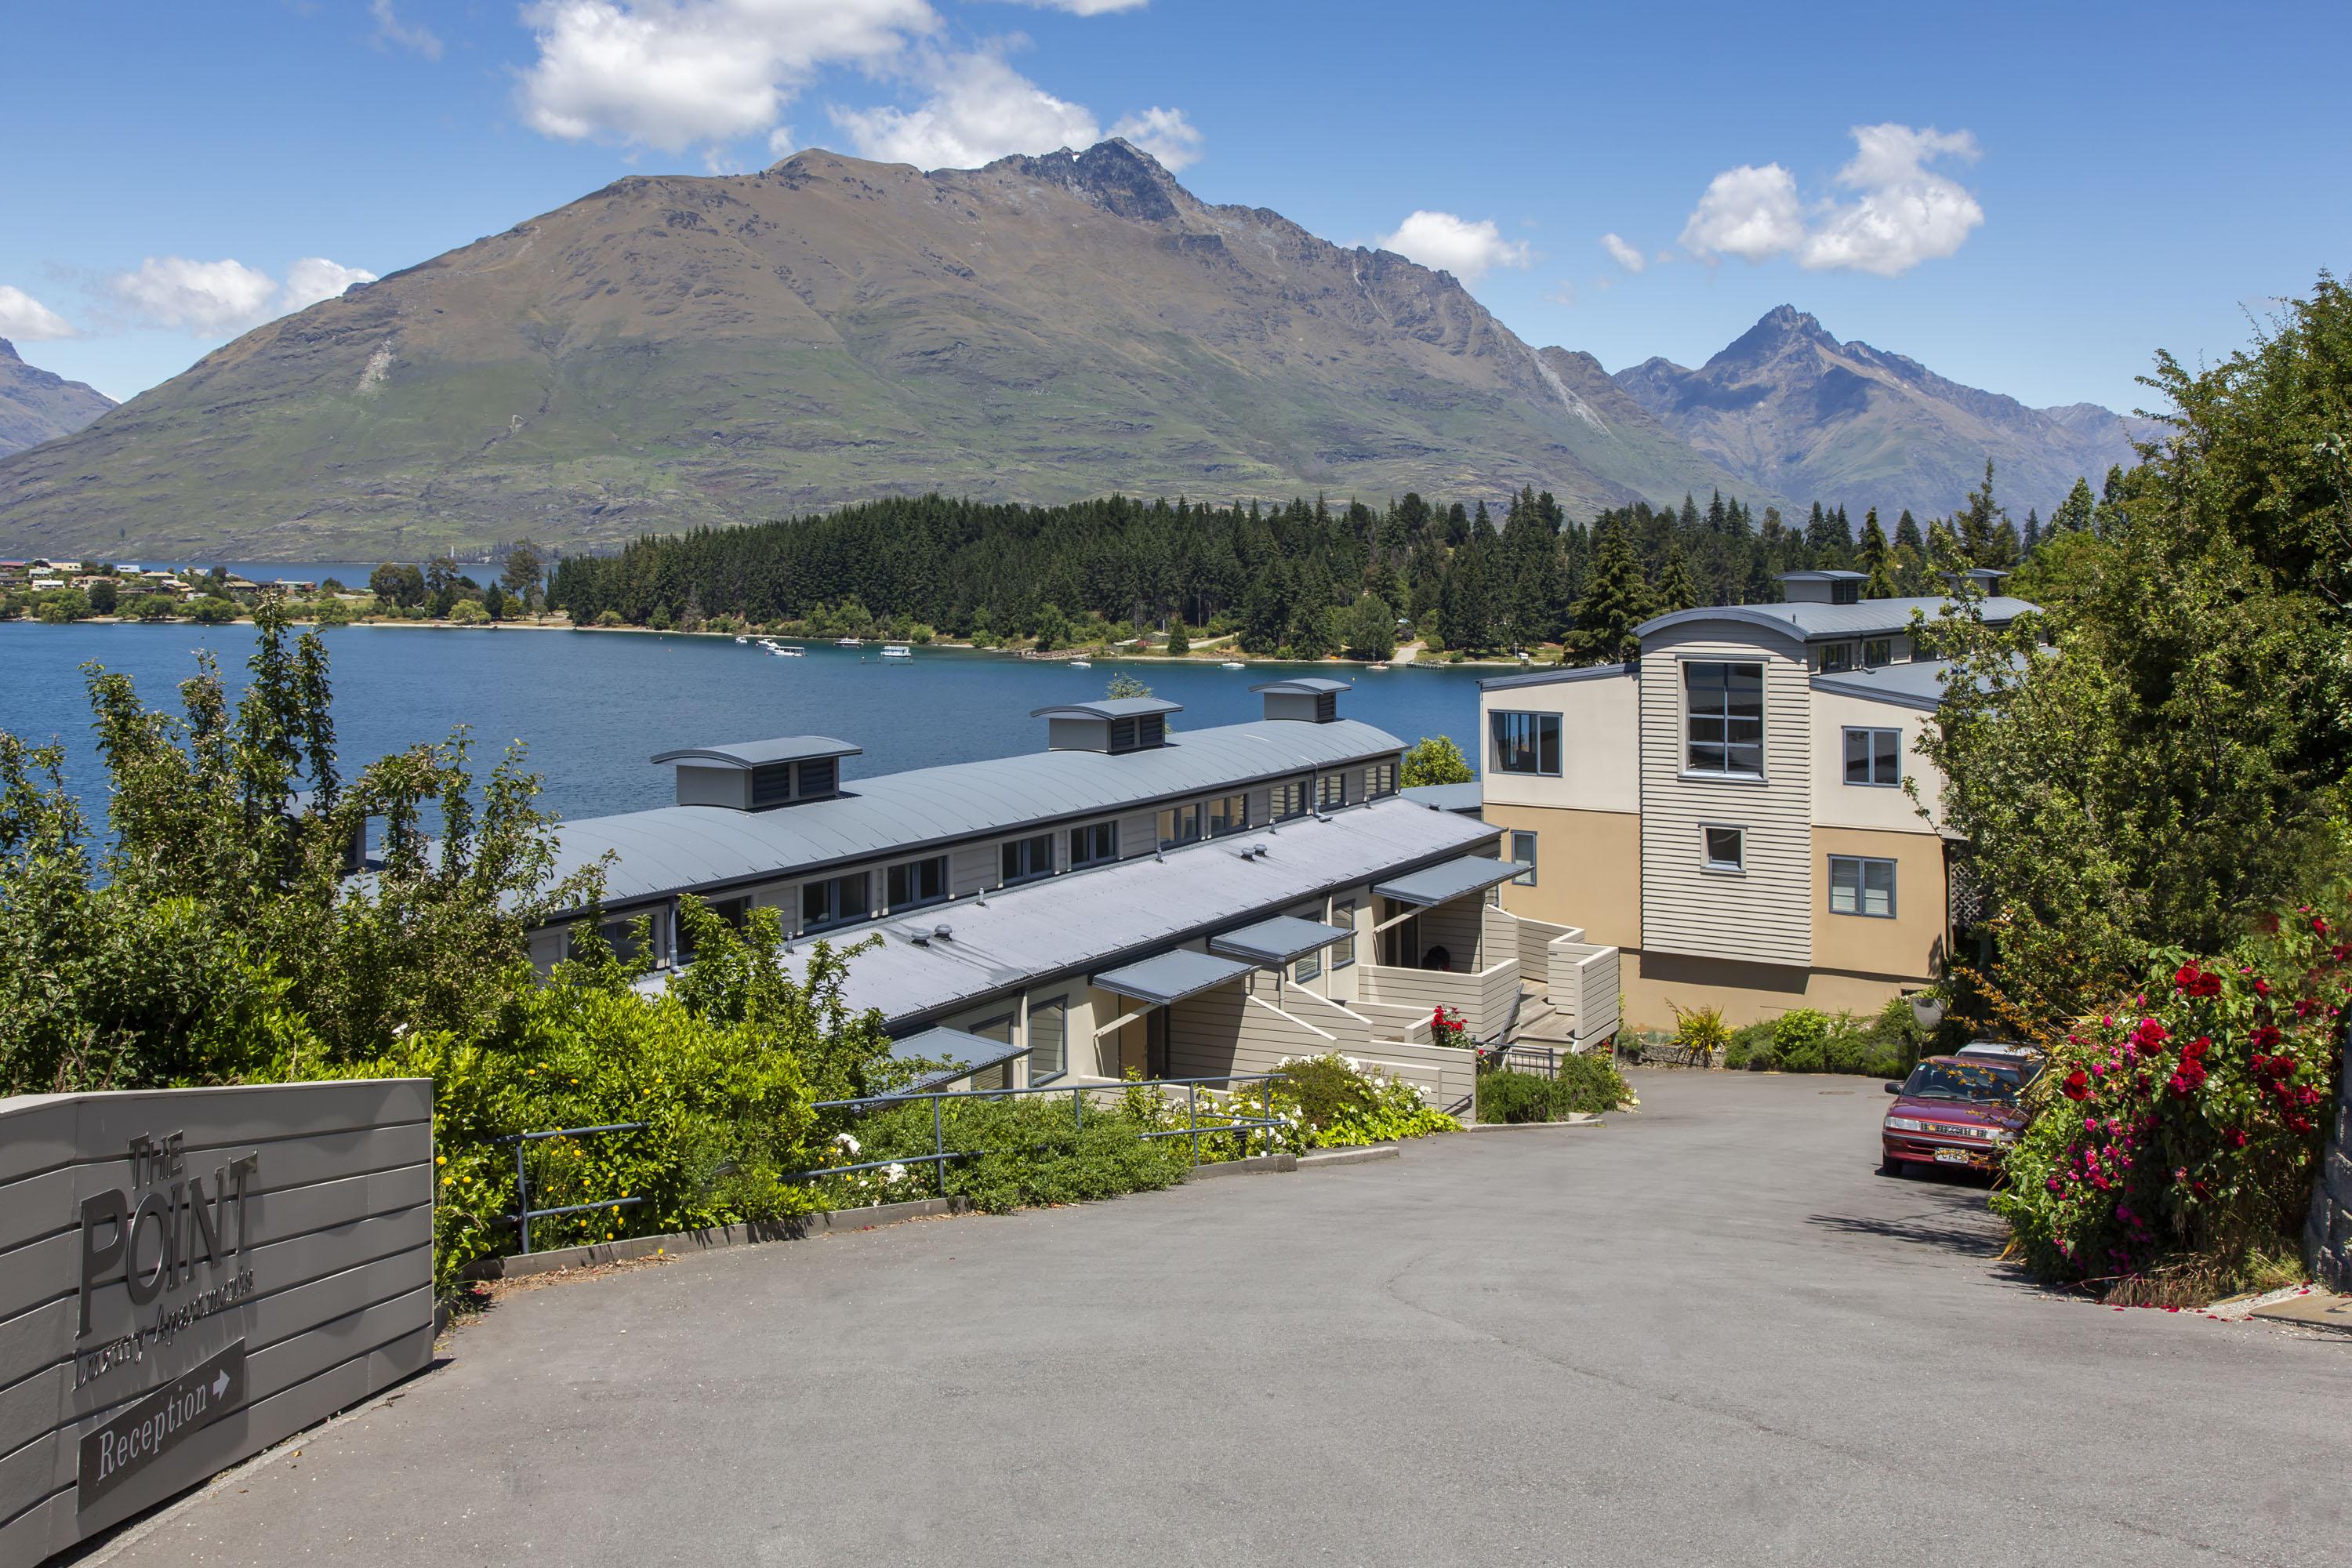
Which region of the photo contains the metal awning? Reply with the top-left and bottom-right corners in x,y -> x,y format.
885,1026 -> 1032,1094
1373,854 -> 1529,907
1210,915 -> 1350,967
1092,949 -> 1256,1006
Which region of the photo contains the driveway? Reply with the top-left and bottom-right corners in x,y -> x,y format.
85,1072 -> 2350,1567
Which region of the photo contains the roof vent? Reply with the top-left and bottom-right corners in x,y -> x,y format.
1777,570 -> 1867,606
1250,677 -> 1349,723
650,735 -> 862,811
1029,697 -> 1183,754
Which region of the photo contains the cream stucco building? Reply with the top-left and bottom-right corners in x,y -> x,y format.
1478,570 -> 2030,1031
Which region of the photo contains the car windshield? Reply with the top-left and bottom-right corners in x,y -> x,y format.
1900,1060 -> 2021,1104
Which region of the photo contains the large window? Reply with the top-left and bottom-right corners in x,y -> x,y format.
1508,829 -> 1537,886
1817,643 -> 1855,674
1316,772 -> 1347,811
968,1012 -> 1015,1092
801,871 -> 870,931
1330,899 -> 1356,969
1029,997 -> 1067,1083
1490,711 -> 1562,775
1685,662 -> 1764,776
1862,638 -> 1893,669
886,855 -> 948,911
1000,833 -> 1054,885
1701,825 -> 1745,873
1069,820 -> 1118,869
1829,855 -> 1896,918
1209,794 -> 1249,837
1271,778 -> 1309,821
1156,803 -> 1201,849
1843,727 -> 1902,786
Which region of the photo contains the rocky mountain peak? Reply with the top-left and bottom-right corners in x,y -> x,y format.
0,339 -> 20,364
981,138 -> 1185,224
1710,305 -> 1838,368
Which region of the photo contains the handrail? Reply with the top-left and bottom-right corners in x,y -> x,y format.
1247,991 -> 1335,1042
1287,985 -> 1374,1026
497,1120 -> 650,1254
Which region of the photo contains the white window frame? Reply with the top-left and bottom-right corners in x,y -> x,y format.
1700,824 -> 1746,874
1330,899 -> 1356,970
1683,661 -> 1766,779
1828,855 -> 1897,918
1508,829 -> 1537,886
1028,996 -> 1068,1084
1842,726 -> 1903,787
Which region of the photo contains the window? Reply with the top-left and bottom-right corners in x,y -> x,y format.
1831,579 -> 1860,605
1829,855 -> 1897,918
1029,997 -> 1067,1083
1817,642 -> 1855,674
1701,826 -> 1744,873
886,855 -> 948,911
968,1013 -> 1015,1092
1069,821 -> 1118,869
1843,727 -> 1902,787
1316,772 -> 1347,811
1209,794 -> 1248,837
1294,944 -> 1322,984
1685,662 -> 1764,775
1000,833 -> 1054,885
1271,778 -> 1309,821
801,871 -> 870,931
1862,638 -> 1893,669
1156,803 -> 1201,849
1490,711 -> 1563,775
579,912 -> 650,963
1330,900 -> 1356,969
1367,760 -> 1397,798
1508,829 -> 1537,886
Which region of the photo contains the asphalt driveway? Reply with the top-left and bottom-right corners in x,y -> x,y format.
85,1071 -> 2352,1567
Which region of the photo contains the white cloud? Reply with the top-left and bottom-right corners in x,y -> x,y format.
370,0 -> 444,60
1544,279 -> 1576,307
1678,163 -> 1802,263
832,47 -> 1097,169
0,285 -> 75,341
1599,232 -> 1645,274
108,258 -> 281,335
517,0 -> 935,154
999,0 -> 1147,10
107,256 -> 375,336
1106,106 -> 1201,170
1798,124 -> 1983,277
281,257 -> 378,312
1377,211 -> 1534,284
767,125 -> 799,157
1678,125 -> 1985,276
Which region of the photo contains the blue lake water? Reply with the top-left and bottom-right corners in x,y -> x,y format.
0,622 -> 1489,829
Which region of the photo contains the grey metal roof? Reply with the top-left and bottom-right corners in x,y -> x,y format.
883,1026 -> 1031,1094
548,717 -> 1406,914
1635,595 -> 2037,646
1399,782 -> 1483,814
746,799 -> 1497,1027
1248,677 -> 1352,695
1025,696 -> 1184,720
1374,853 -> 1527,907
1779,569 -> 1868,582
1479,662 -> 1628,691
1210,915 -> 1351,966
648,736 -> 862,769
1811,656 -> 1994,711
1094,949 -> 1258,1005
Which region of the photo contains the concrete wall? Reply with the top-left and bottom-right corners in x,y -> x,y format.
0,1080 -> 434,1568
1639,626 -> 1813,969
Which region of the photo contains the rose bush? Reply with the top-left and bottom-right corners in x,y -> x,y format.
1994,899 -> 2349,1300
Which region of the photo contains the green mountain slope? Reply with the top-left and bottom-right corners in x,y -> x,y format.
0,141 -> 1766,558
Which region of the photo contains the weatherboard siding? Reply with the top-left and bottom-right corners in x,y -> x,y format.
1638,627 -> 1813,968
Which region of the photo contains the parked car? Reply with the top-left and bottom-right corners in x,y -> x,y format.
1954,1039 -> 2045,1086
1879,1056 -> 2030,1178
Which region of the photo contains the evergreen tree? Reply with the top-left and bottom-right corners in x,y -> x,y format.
1858,509 -> 1899,598
1164,616 -> 1190,657
2051,476 -> 2096,535
1653,535 -> 1697,615
1958,460 -> 2006,565
2021,507 -> 2042,555
1569,521 -> 1650,666
1893,509 -> 1923,551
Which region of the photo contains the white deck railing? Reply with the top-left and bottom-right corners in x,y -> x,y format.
1357,956 -> 1520,1040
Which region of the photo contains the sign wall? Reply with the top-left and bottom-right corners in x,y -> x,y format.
0,1080 -> 434,1568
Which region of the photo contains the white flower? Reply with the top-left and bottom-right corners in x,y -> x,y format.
884,1163 -> 908,1183
834,1132 -> 861,1156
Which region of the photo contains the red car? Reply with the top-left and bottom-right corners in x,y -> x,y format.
1879,1056 -> 2029,1178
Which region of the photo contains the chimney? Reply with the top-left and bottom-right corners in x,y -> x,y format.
1250,677 -> 1349,723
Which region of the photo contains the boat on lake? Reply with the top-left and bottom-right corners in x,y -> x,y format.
837,637 -> 862,648
769,644 -> 805,657
881,644 -> 912,659
1220,660 -> 1245,670
1069,658 -> 1091,669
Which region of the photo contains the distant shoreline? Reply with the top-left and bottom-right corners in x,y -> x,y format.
12,616 -> 1534,668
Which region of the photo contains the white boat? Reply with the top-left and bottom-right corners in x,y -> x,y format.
881,644 -> 912,659
1069,658 -> 1091,669
770,644 -> 805,657
735,636 -> 748,644
1369,663 -> 1389,671
837,637 -> 862,647
1220,660 -> 1244,670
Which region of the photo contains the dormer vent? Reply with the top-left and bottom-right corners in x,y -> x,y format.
1029,697 -> 1183,754
651,735 -> 862,811
1250,677 -> 1351,723
1777,570 -> 1867,606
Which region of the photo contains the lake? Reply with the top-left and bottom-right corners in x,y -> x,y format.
0,622 -> 1490,829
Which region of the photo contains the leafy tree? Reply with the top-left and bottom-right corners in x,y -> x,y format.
1032,601 -> 1070,652
369,562 -> 424,608
1342,593 -> 1396,660
88,579 -> 118,615
1104,671 -> 1153,700
189,597 -> 238,625
1401,735 -> 1474,788
484,582 -> 508,620
2049,476 -> 2097,535
500,540 -> 546,611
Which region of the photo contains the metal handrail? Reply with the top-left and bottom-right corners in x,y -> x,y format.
495,1120 -> 650,1254
792,1073 -> 1294,1196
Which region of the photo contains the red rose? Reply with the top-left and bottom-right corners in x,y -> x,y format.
2129,1018 -> 2171,1051
2183,1036 -> 2210,1060
2061,1068 -> 2090,1102
2250,1025 -> 2283,1050
2332,944 -> 2350,962
2314,916 -> 2332,936
2253,978 -> 2271,996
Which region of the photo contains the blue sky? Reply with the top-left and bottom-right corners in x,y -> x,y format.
4,0 -> 2342,411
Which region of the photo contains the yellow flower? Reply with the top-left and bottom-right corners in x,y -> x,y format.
435,1155 -> 447,1166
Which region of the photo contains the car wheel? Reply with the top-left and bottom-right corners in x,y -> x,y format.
1878,1156 -> 1903,1178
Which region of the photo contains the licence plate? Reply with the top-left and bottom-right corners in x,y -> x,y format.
1934,1149 -> 1973,1165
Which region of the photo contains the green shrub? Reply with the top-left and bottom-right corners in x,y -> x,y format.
1770,1008 -> 1831,1073
1671,1002 -> 1730,1065
1478,1057 -> 1633,1122
1477,1070 -> 1558,1123
1275,1053 -> 1377,1130
594,608 -> 624,626
1724,1020 -> 1775,1070
837,1093 -> 1192,1213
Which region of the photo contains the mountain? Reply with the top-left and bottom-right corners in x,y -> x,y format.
0,141 -> 1760,559
1613,306 -> 2154,524
0,339 -> 114,458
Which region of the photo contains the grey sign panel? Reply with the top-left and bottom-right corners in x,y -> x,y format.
0,1080 -> 434,1568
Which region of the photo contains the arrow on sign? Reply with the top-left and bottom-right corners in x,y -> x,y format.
212,1370 -> 230,1400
